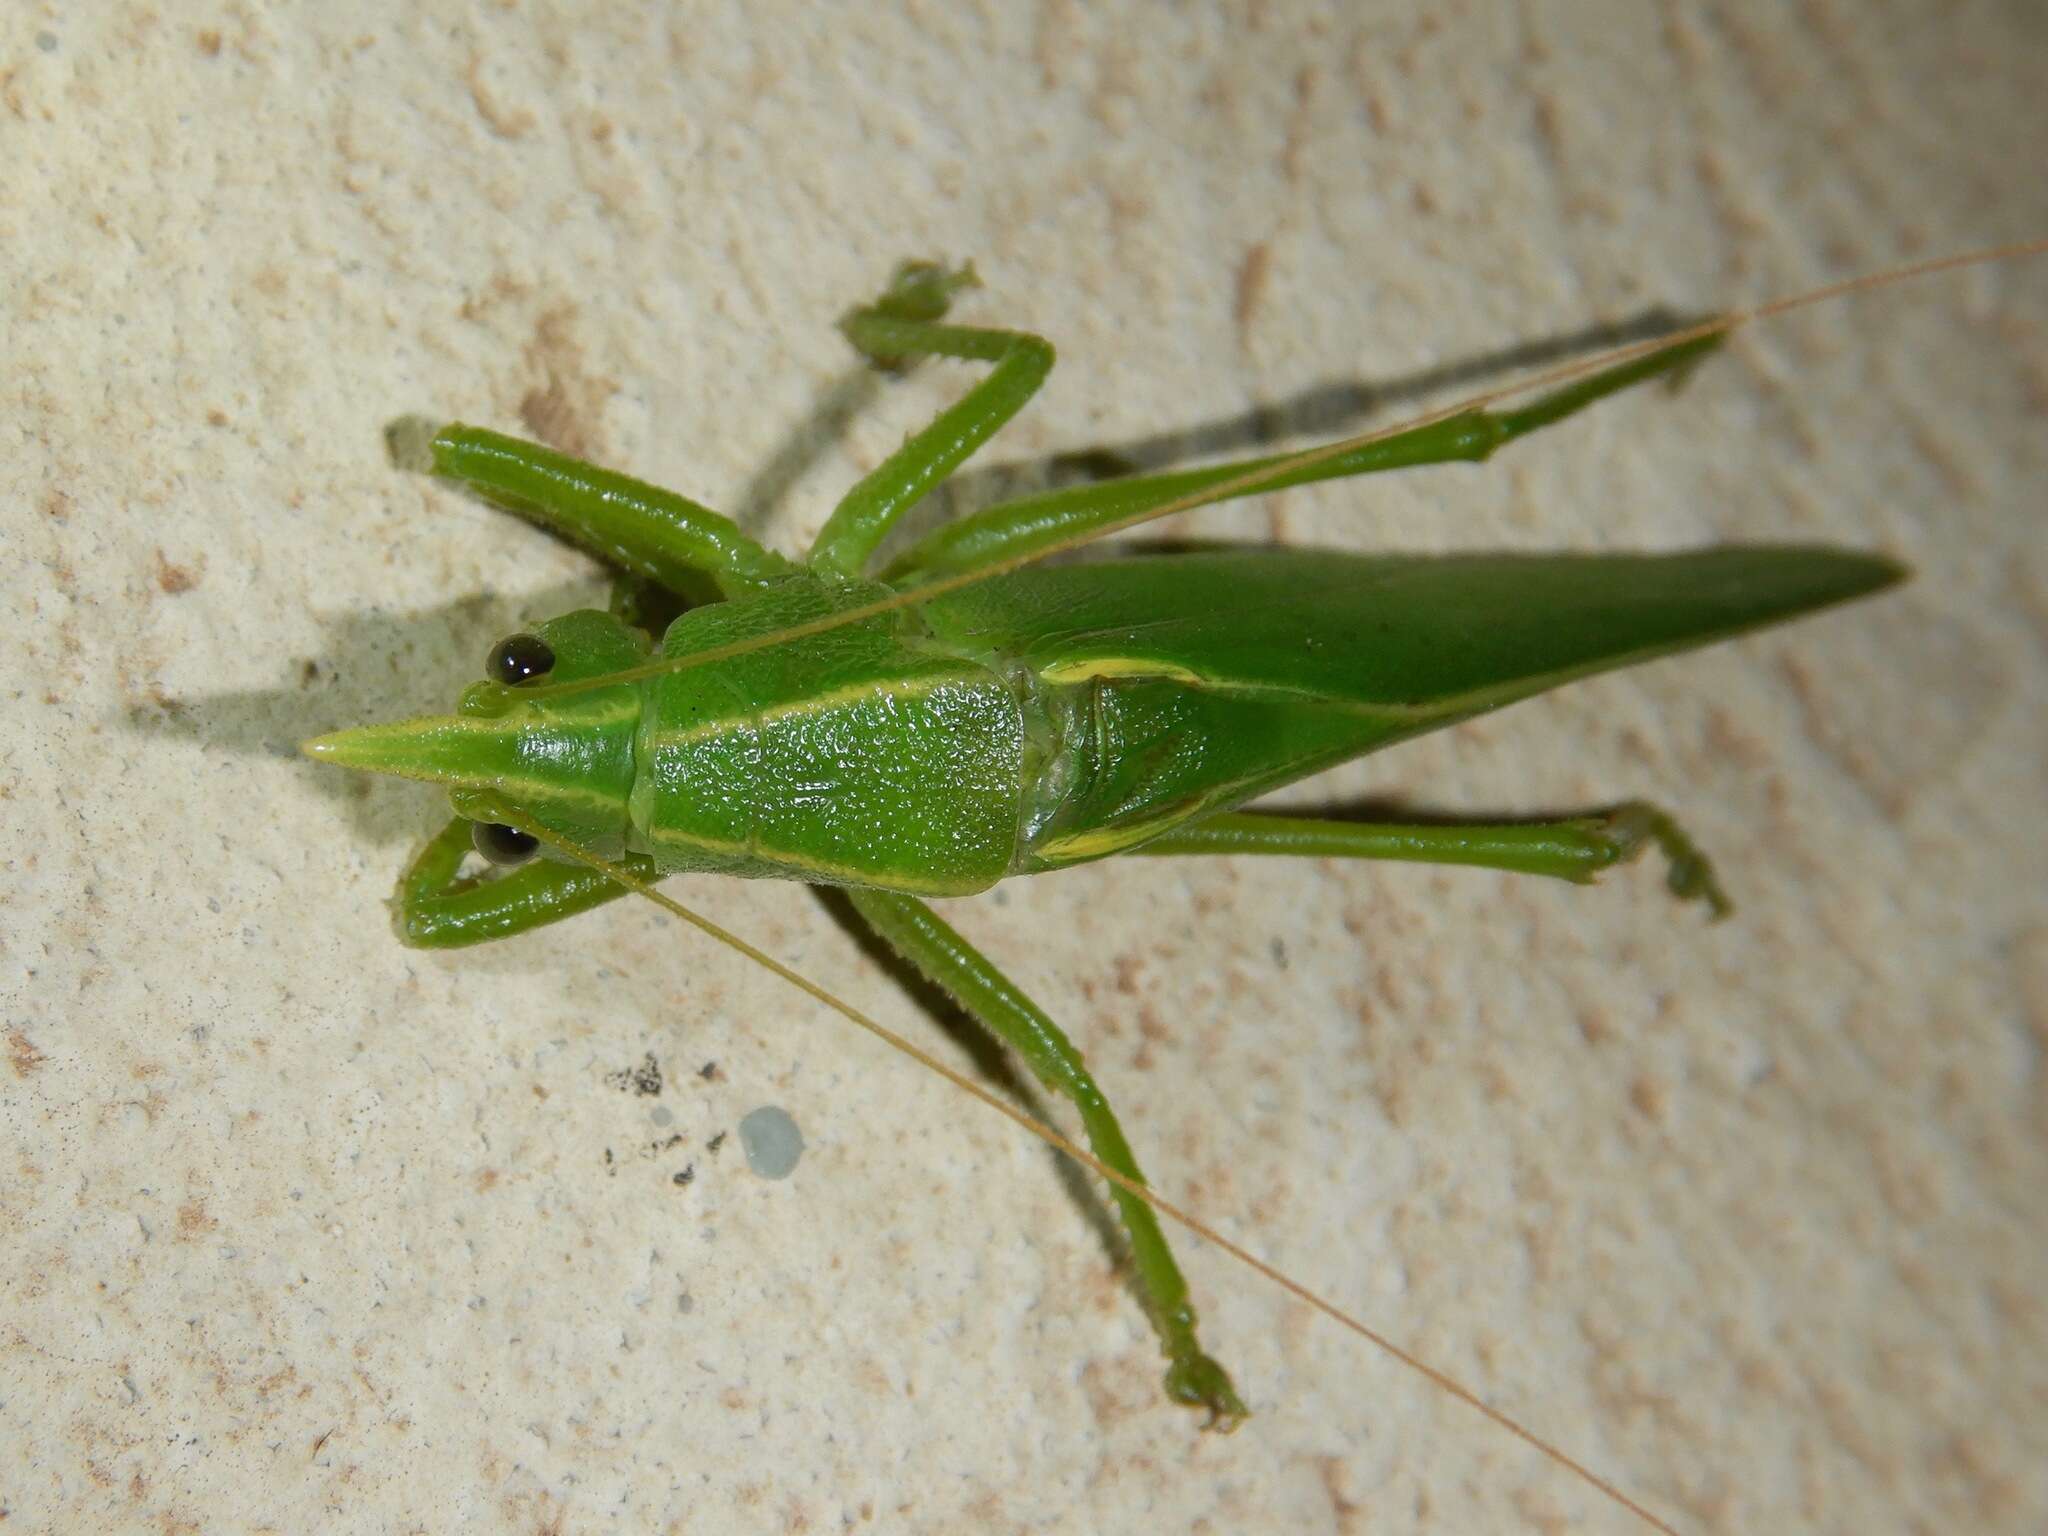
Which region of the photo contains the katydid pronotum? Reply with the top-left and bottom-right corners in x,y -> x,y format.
305,243 -> 2043,1536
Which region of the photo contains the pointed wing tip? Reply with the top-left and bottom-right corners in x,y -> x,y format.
1856,549 -> 1912,591
1809,547 -> 1912,609
1730,544 -> 1910,613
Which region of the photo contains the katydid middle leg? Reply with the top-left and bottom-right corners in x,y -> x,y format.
844,887 -> 1250,1429
807,261 -> 1055,577
1135,804 -> 1731,916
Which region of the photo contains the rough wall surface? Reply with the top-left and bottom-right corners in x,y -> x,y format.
3,4 -> 2044,1532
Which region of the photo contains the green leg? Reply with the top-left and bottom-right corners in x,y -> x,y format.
1136,804 -> 1731,917
881,332 -> 1724,584
386,417 -> 795,604
396,816 -> 650,948
807,262 -> 1056,577
844,887 -> 1249,1429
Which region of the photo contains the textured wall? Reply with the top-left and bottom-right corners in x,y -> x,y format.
3,4 -> 2044,1532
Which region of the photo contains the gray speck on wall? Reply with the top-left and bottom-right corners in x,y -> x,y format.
739,1106 -> 804,1179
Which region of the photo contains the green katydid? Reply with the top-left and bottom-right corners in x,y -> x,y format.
303,253 -> 1992,1528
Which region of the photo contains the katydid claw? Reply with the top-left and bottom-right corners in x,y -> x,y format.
1165,1353 -> 1250,1433
384,414 -> 443,473
1600,801 -> 1734,919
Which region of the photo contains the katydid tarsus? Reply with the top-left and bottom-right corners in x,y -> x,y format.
304,241 -> 2045,1536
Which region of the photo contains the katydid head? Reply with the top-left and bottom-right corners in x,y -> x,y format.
302,608 -> 652,863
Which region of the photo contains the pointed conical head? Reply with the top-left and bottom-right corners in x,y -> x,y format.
303,609 -> 652,861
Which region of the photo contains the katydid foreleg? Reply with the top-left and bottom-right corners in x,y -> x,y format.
385,415 -> 795,603
396,815 -> 643,948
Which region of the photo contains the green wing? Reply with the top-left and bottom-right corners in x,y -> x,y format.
918,547 -> 1902,868
925,547 -> 1899,707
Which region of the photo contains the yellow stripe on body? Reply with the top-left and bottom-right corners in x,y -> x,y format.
643,669 -> 970,754
641,819 -> 988,895
1034,655 -> 1209,686
1035,809 -> 1205,864
408,699 -> 640,734
469,771 -> 627,819
1040,643 -> 1766,727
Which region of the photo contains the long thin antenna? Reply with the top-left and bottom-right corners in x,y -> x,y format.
490,235 -> 2048,714
482,797 -> 1686,1536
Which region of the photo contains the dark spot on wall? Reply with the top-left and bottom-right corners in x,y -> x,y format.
8,1029 -> 46,1077
517,306 -> 617,460
154,550 -> 200,595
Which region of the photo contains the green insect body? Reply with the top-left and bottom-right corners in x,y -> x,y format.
305,261 -> 1901,1429
318,548 -> 1892,898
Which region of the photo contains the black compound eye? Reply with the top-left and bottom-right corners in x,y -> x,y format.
472,820 -> 539,866
486,633 -> 555,685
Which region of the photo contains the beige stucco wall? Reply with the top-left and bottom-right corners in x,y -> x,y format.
3,4 -> 2043,1531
